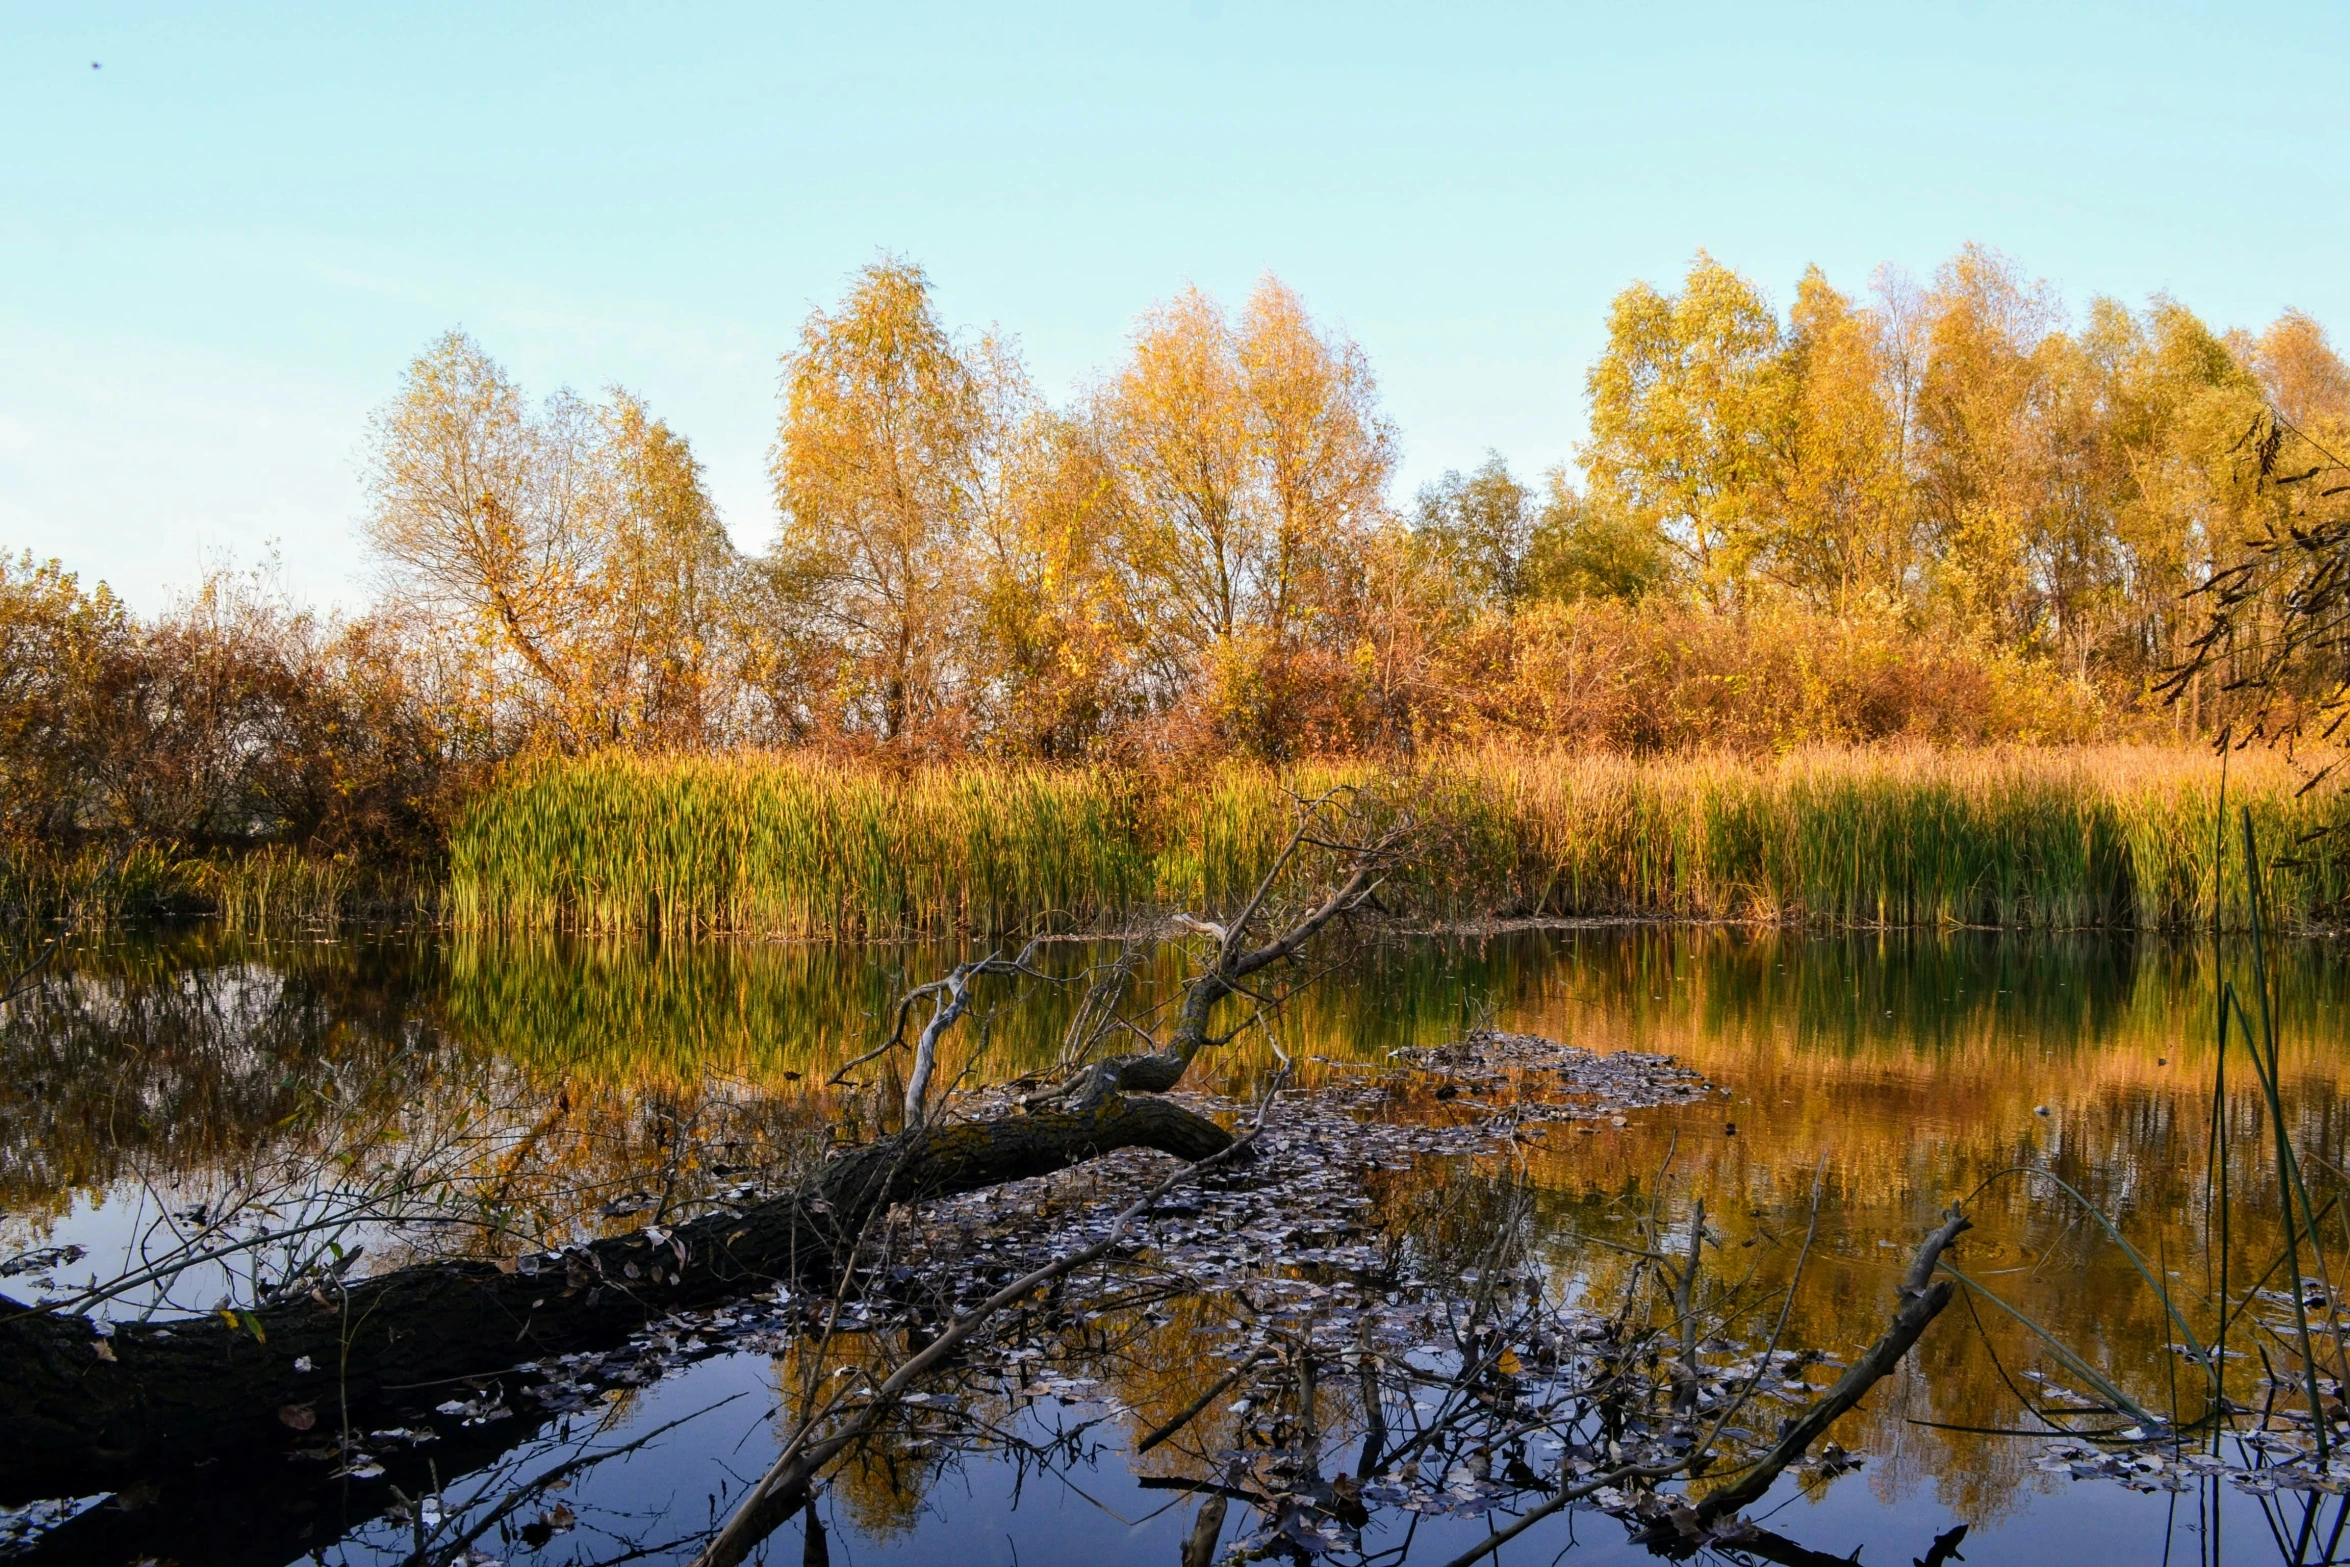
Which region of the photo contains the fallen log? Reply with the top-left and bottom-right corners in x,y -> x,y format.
0,1092 -> 1232,1504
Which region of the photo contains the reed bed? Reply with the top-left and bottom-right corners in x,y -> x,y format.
1,843 -> 427,933
187,848 -> 371,934
445,747 -> 2350,938
2,842 -> 202,929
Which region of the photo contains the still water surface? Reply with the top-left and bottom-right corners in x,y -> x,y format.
5,925 -> 2349,1565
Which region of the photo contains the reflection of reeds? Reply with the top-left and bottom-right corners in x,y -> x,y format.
1917,809 -> 2350,1484
447,747 -> 2350,938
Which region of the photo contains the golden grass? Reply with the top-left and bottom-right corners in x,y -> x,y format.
445,746 -> 2350,937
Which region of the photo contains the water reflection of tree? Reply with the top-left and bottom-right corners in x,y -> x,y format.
1495,930 -> 2350,1523
0,931 -> 428,1220
1,931 -> 835,1309
13,923 -> 2350,1562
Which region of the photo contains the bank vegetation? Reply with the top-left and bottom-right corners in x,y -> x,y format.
9,244 -> 2350,929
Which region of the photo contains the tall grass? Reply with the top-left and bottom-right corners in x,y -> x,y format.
188,848 -> 377,934
2,842 -> 421,933
447,747 -> 2350,938
3,843 -> 170,926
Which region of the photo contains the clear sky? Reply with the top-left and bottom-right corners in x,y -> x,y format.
4,2 -> 2347,612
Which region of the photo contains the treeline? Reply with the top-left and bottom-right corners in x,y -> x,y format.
5,244 -> 2347,882
351,245 -> 2346,759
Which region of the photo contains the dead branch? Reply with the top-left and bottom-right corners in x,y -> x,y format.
1039,791 -> 1412,1110
689,1095 -> 1278,1567
1691,1204 -> 1972,1523
1435,1205 -> 1969,1567
826,938 -> 1051,1127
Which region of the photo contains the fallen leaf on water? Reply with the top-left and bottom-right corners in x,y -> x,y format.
279,1403 -> 317,1431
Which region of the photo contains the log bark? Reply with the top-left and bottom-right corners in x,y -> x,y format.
0,1093 -> 1232,1504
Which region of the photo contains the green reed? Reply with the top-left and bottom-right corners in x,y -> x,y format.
2,840 -> 431,933
1,842 -> 199,930
189,847 -> 360,934
1932,804 -> 2350,1478
446,748 -> 2350,938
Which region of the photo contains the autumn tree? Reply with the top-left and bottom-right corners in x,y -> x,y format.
365,329 -> 738,749
2074,297 -> 2266,690
770,260 -> 986,744
0,554 -> 137,844
1238,279 -> 1396,643
1521,475 -> 1670,607
2147,310 -> 2350,739
964,340 -> 1136,757
1581,253 -> 1788,610
1761,267 -> 1918,613
1098,277 -> 1394,751
590,392 -> 740,746
0,552 -> 482,865
365,331 -> 586,704
1906,246 -> 2077,652
1414,453 -> 1536,613
1098,285 -> 1258,672
2246,309 -> 2350,434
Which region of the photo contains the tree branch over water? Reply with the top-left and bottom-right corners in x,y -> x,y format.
690,1091 -> 1280,1567
1038,787 -> 1412,1107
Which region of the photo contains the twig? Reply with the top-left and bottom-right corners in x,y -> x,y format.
1693,1204 -> 1972,1522
691,1086 -> 1282,1567
1135,1349 -> 1278,1455
418,1396 -> 746,1566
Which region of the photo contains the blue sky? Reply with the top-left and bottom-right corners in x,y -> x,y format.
4,2 -> 2346,612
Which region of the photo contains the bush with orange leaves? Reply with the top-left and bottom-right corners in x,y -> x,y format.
0,552 -> 487,903
1422,601 -> 2109,755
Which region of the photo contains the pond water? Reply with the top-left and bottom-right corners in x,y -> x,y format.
5,924 -> 2350,1565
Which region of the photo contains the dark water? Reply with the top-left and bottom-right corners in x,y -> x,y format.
5,925 -> 2350,1565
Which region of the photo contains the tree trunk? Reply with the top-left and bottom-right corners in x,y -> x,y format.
0,1094 -> 1231,1504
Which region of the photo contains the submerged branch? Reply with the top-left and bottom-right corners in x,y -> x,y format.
690,1094 -> 1276,1567
0,1092 -> 1232,1501
1692,1204 -> 1971,1523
